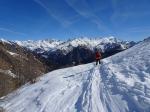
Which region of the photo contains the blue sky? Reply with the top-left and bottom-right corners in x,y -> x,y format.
0,0 -> 150,41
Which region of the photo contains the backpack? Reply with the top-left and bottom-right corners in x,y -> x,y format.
95,51 -> 101,59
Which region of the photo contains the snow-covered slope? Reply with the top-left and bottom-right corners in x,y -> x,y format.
0,39 -> 149,112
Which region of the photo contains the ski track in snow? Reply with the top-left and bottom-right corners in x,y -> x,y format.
0,40 -> 150,112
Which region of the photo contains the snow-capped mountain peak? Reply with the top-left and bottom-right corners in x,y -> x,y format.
0,38 -> 12,44
54,37 -> 128,53
15,39 -> 63,53
13,37 -> 134,54
144,36 -> 150,41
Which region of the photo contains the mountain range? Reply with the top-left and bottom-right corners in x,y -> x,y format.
0,37 -> 136,97
15,37 -> 136,68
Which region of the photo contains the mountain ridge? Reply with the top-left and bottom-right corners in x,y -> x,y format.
13,36 -> 135,53
0,37 -> 137,70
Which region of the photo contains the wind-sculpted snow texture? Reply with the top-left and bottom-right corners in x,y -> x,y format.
0,39 -> 150,112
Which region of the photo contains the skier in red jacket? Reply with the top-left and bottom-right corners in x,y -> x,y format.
95,50 -> 102,65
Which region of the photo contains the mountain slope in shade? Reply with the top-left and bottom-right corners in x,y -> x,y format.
0,38 -> 149,112
0,40 -> 48,97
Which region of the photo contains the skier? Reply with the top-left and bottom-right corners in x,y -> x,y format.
95,49 -> 102,65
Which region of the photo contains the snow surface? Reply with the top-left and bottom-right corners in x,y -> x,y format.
0,39 -> 150,112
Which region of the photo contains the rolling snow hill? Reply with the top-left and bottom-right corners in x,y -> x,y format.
0,38 -> 149,112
